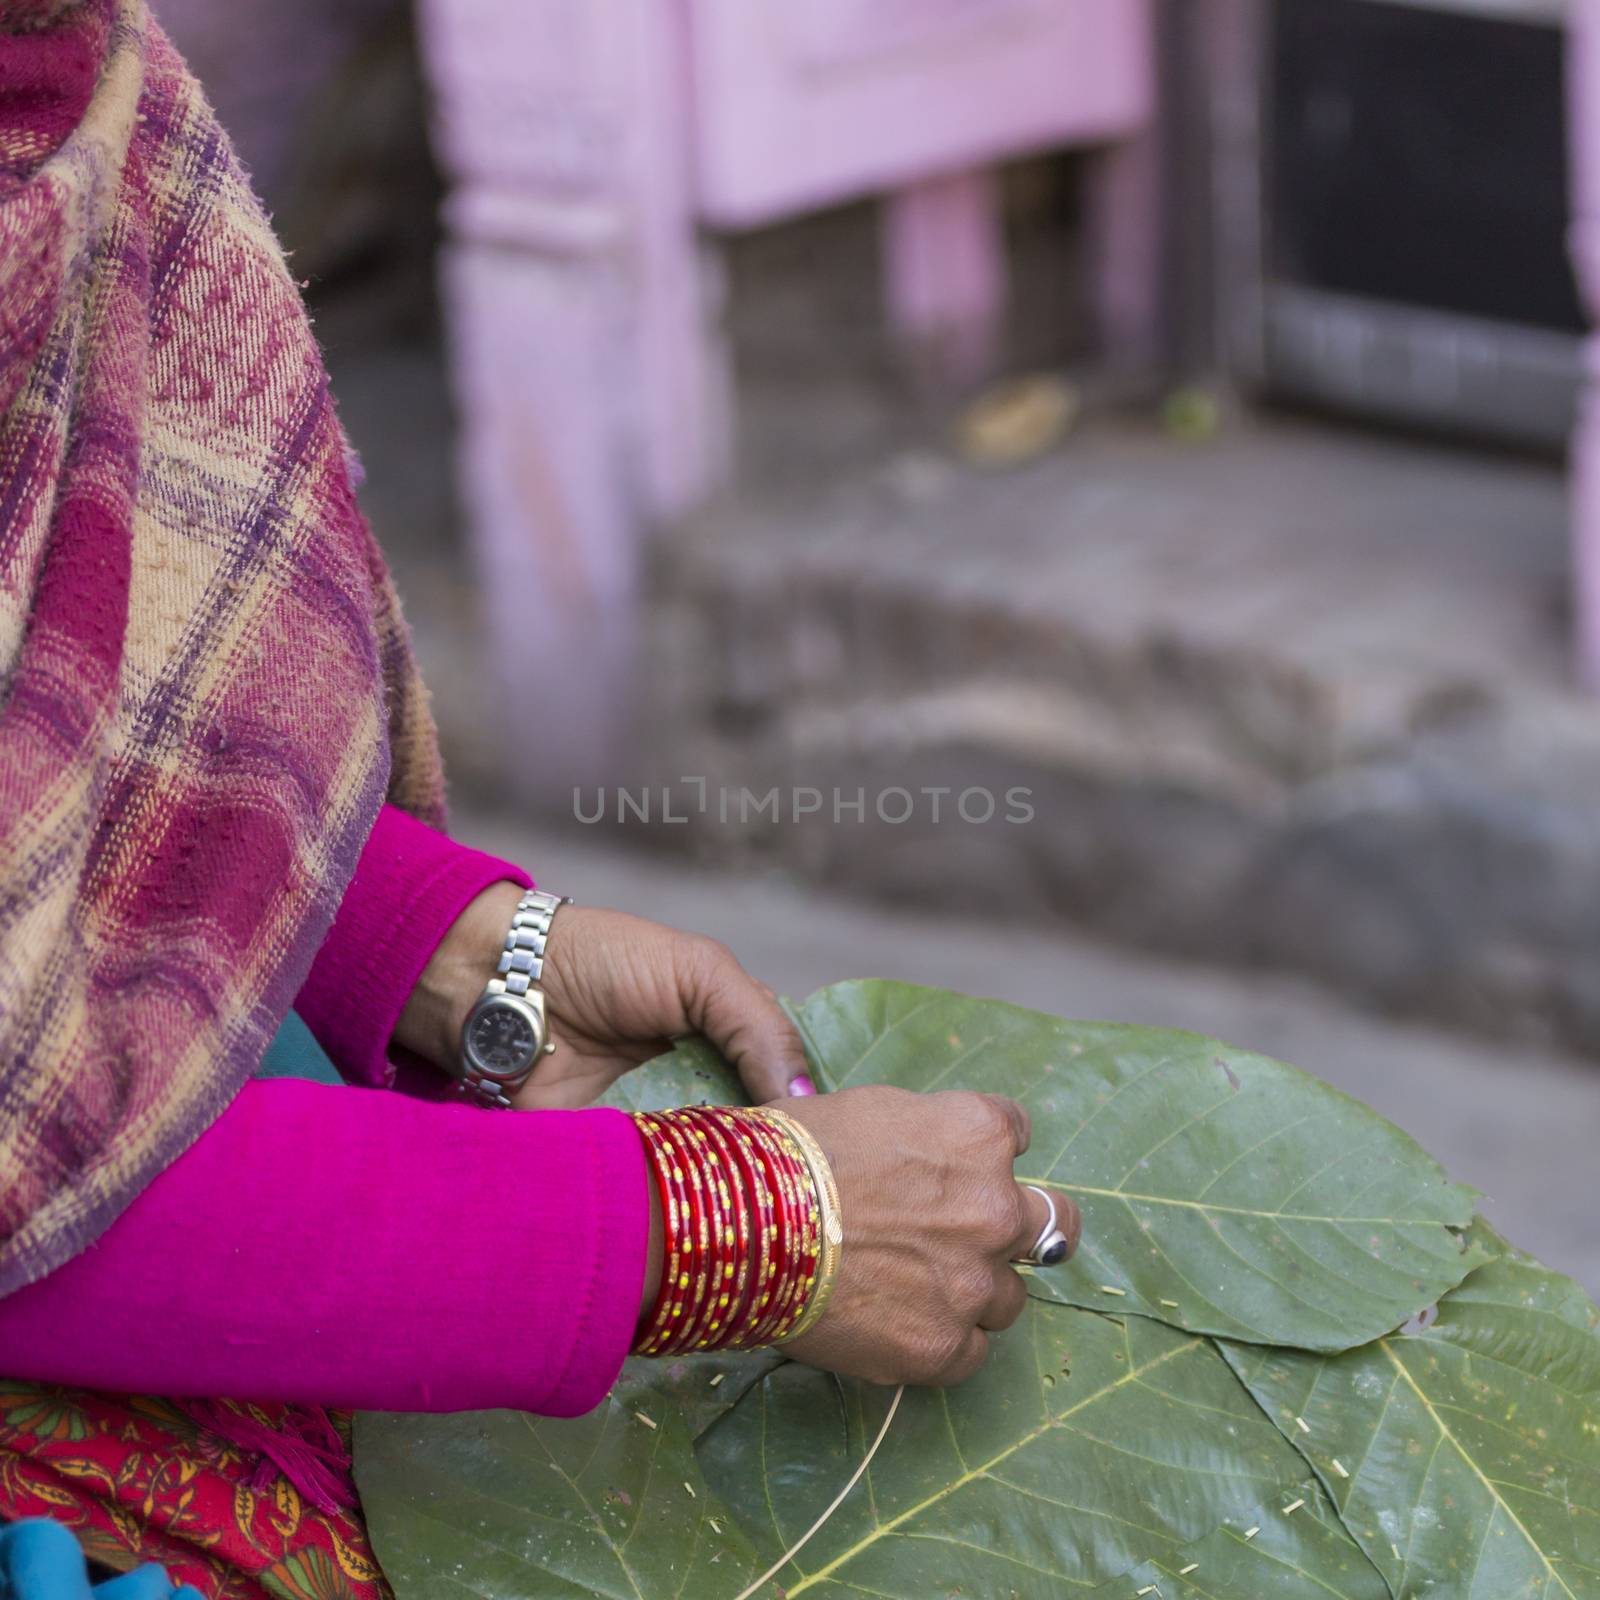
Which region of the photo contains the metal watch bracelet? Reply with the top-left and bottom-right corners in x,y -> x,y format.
497,888 -> 568,998
458,888 -> 571,1108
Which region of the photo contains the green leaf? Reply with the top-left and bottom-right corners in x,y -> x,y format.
1444,1222 -> 1600,1342
1220,1231 -> 1600,1600
694,1303 -> 1345,1596
794,980 -> 1487,1350
1088,1492 -> 1390,1600
354,1378 -> 765,1600
597,1036 -> 745,1116
355,983 -> 1522,1600
352,1039 -> 774,1599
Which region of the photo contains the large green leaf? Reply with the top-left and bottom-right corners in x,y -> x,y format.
1088,1492 -> 1390,1600
1221,1230 -> 1600,1600
793,981 -> 1487,1349
1088,1497 -> 1388,1600
354,983 -> 1520,1600
356,1369 -> 764,1600
693,1301 -> 1358,1597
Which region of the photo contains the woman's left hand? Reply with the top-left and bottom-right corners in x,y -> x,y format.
518,904 -> 811,1107
396,886 -> 812,1107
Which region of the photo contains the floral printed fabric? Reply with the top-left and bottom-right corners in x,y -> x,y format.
0,1386 -> 390,1600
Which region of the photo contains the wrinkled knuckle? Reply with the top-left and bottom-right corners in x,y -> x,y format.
940,1332 -> 988,1386
965,1184 -> 1012,1252
1013,1103 -> 1032,1153
951,1091 -> 1006,1144
953,1263 -> 994,1317
942,1089 -> 984,1122
685,933 -> 735,982
983,1184 -> 1027,1250
920,1323 -> 969,1380
977,1096 -> 1013,1143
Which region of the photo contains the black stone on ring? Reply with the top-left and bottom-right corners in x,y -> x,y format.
1020,1185 -> 1070,1268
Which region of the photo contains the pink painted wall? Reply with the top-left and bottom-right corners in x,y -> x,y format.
686,0 -> 1152,228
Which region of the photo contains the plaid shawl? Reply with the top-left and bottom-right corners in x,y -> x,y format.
0,0 -> 445,1294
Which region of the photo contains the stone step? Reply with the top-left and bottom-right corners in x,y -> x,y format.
640,413 -> 1600,1059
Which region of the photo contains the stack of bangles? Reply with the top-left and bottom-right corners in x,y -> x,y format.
631,1106 -> 843,1355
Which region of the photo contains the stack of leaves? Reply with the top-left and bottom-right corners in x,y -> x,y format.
355,981 -> 1600,1599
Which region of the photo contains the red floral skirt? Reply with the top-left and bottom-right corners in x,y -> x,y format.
0,1382 -> 391,1600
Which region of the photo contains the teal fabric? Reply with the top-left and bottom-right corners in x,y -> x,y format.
254,1010 -> 343,1086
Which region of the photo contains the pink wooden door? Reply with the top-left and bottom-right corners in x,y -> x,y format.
686,0 -> 1156,380
685,0 -> 1153,226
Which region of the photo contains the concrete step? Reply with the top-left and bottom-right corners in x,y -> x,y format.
640,412 -> 1600,1060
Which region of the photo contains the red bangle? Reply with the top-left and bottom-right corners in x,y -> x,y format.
757,1114 -> 824,1342
654,1113 -> 723,1354
633,1114 -> 699,1356
747,1113 -> 820,1343
631,1104 -> 838,1356
711,1108 -> 792,1342
687,1111 -> 755,1351
703,1109 -> 777,1349
743,1125 -> 813,1345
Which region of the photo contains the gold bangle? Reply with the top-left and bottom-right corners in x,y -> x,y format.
757,1108 -> 843,1343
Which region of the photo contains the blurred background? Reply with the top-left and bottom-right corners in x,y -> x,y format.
161,0 -> 1600,1288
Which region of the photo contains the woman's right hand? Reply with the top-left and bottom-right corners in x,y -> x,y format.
774,1086 -> 1080,1386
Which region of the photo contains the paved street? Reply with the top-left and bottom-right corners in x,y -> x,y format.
456,805 -> 1600,1297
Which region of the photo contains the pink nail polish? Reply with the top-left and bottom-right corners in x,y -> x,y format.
787,1074 -> 817,1097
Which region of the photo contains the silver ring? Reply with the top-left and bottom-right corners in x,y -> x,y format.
1019,1185 -> 1071,1268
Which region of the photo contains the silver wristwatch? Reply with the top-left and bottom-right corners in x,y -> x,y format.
457,888 -> 571,1108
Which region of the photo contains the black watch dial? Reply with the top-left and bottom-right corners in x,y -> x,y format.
467,1002 -> 538,1078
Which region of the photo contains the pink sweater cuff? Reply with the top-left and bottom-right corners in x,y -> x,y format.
297,805 -> 532,1087
0,1082 -> 649,1415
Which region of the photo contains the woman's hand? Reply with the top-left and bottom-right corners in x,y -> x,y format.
395,885 -> 811,1107
775,1086 -> 1080,1386
398,885 -> 1082,1389
522,905 -> 810,1107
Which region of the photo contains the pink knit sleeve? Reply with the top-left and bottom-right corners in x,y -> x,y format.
297,804 -> 532,1087
0,1080 -> 649,1415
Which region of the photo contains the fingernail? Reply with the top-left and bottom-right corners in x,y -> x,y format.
787,1074 -> 817,1097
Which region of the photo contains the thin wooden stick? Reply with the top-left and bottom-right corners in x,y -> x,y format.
731,1384 -> 905,1600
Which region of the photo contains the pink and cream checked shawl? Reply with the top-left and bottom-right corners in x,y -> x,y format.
0,0 -> 445,1293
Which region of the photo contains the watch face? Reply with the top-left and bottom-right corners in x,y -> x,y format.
466,1002 -> 538,1078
